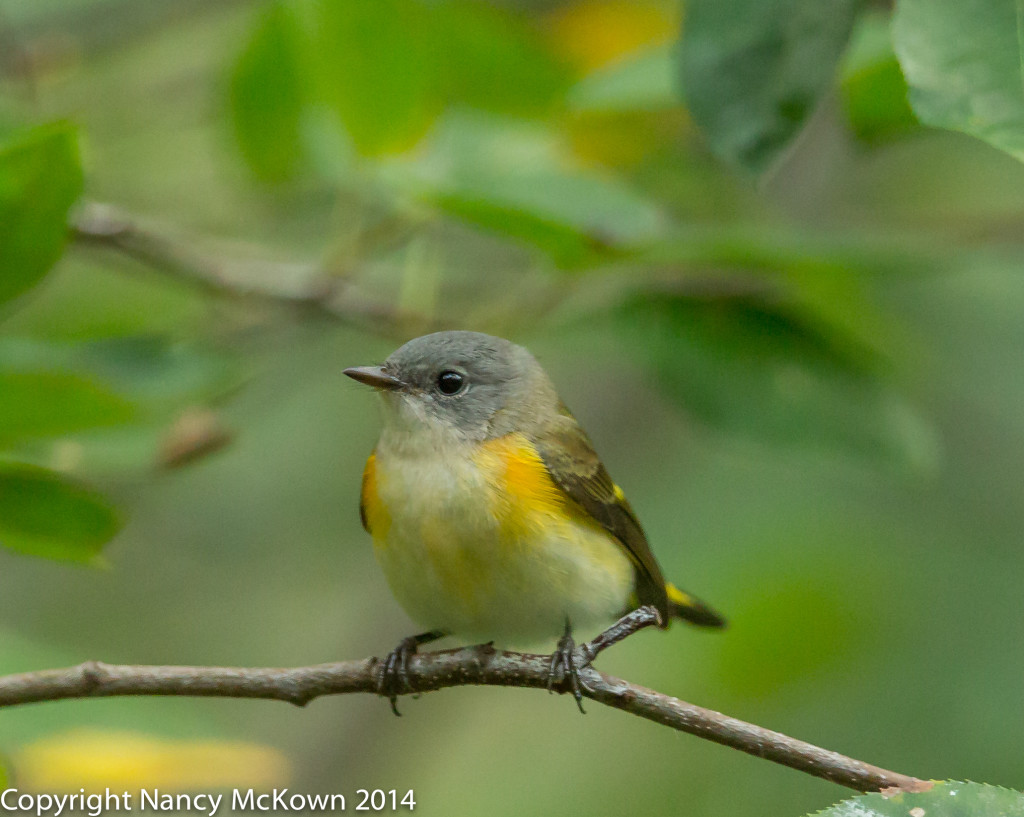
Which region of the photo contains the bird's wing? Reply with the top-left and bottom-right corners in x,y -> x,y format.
531,410 -> 670,625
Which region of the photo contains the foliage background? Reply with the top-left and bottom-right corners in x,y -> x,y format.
1,1 -> 1023,815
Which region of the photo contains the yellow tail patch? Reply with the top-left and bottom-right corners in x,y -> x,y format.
666,582 -> 727,628
666,583 -> 695,608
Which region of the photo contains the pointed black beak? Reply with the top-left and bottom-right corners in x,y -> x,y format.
344,366 -> 405,391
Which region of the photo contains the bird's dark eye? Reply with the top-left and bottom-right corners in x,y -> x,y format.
437,370 -> 465,395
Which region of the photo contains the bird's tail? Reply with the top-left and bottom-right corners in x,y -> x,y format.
666,583 -> 726,628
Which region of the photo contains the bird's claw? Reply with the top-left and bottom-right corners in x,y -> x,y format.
547,628 -> 594,714
376,636 -> 421,716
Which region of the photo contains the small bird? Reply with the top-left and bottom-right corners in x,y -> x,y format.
345,331 -> 724,714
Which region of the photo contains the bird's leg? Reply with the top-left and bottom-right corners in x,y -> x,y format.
376,630 -> 446,716
547,618 -> 589,714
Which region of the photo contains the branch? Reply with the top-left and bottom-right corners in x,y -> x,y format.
69,201 -> 432,336
0,609 -> 929,795
69,202 -> 800,339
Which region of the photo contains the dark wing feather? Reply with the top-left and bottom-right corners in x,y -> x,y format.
358,452 -> 375,534
531,410 -> 670,626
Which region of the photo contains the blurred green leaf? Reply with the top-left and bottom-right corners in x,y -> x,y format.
393,113 -> 664,266
0,254 -> 209,342
434,0 -> 570,117
308,0 -> 441,156
680,0 -> 859,172
568,46 -> 678,113
809,782 -> 1024,816
430,194 -> 610,269
0,462 -> 120,562
0,371 -> 134,446
893,0 -> 1024,162
0,336 -> 238,407
840,12 -> 918,144
0,122 -> 83,306
638,227 -> 925,357
230,0 -> 571,167
617,289 -> 936,469
229,2 -> 307,182
458,169 -> 662,247
0,338 -> 236,478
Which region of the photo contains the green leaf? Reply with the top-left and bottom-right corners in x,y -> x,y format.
308,0 -> 441,156
840,12 -> 918,144
0,462 -> 120,562
392,113 -> 665,267
230,0 -> 442,160
0,338 -> 236,478
0,122 -> 83,306
433,0 -> 570,117
809,781 -> 1024,817
229,0 -> 572,166
429,194 -> 610,269
568,46 -> 678,113
893,0 -> 1024,162
0,336 -> 238,407
679,0 -> 860,173
229,2 -> 307,182
617,289 -> 936,470
0,371 -> 135,446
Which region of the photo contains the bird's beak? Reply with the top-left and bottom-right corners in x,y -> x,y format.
344,366 -> 406,392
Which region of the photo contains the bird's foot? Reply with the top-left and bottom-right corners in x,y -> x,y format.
545,607 -> 662,714
376,636 -> 419,716
376,630 -> 445,716
547,622 -> 595,714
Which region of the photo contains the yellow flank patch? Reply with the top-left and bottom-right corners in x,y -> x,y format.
474,433 -> 583,539
360,453 -> 391,539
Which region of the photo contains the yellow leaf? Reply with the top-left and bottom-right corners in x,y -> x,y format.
547,0 -> 677,71
14,730 -> 291,792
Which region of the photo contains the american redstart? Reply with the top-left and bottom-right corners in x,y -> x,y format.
345,331 -> 724,714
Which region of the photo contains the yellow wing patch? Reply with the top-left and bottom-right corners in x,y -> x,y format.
359,453 -> 391,538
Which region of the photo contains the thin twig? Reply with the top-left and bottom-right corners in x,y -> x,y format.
69,201 -> 432,336
0,609 -> 929,795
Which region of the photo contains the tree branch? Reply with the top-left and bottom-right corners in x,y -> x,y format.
0,608 -> 929,795
69,201 -> 432,336
69,201 -> 798,339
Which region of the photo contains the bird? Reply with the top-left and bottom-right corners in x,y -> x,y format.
344,330 -> 724,714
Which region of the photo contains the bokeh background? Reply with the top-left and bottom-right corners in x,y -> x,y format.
0,1 -> 1023,816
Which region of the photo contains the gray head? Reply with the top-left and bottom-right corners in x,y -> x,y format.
345,331 -> 559,444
